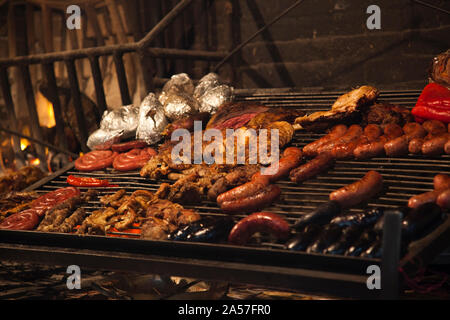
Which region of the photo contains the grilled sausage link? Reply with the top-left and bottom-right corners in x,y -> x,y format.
434,174 -> 450,192
408,190 -> 440,209
228,212 -> 290,245
421,133 -> 450,156
260,147 -> 303,182
289,153 -> 334,184
303,125 -> 348,157
409,138 -> 425,154
219,184 -> 281,213
329,171 -> 383,208
436,189 -> 450,209
445,140 -> 450,155
216,173 -> 269,205
422,120 -> 447,136
317,125 -> 363,154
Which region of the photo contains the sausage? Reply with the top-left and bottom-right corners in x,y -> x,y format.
31,187 -> 80,217
285,224 -> 322,251
353,136 -> 388,159
409,138 -> 425,154
408,190 -> 440,209
220,184 -> 281,213
384,135 -> 409,157
434,174 -> 450,191
445,140 -> 450,154
364,124 -> 383,141
383,123 -> 404,140
289,153 -> 334,184
402,122 -> 427,140
306,224 -> 343,254
0,209 -> 40,230
169,216 -> 235,242
228,212 -> 291,245
422,120 -> 447,136
421,134 -> 450,156
302,124 -> 348,157
329,171 -> 383,208
112,147 -> 157,171
216,173 -> 269,205
330,207 -> 383,228
324,224 -> 365,255
111,140 -> 149,152
292,201 -> 341,231
331,137 -> 368,160
354,124 -> 403,159
402,202 -> 443,241
316,125 -> 363,154
436,189 -> 450,209
75,150 -> 119,171
260,147 -> 302,182
345,230 -> 378,257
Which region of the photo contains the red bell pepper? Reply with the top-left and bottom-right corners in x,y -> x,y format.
66,175 -> 115,187
411,83 -> 450,123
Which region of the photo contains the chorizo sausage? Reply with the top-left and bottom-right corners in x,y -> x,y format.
329,171 -> 383,208
216,173 -> 270,205
408,190 -> 440,209
289,153 -> 334,184
302,124 -> 348,157
421,134 -> 450,156
111,140 -> 149,152
75,150 -> 118,171
436,189 -> 450,209
317,125 -> 363,154
434,174 -> 450,191
112,147 -> 157,171
228,212 -> 290,245
260,147 -> 302,182
219,184 -> 281,213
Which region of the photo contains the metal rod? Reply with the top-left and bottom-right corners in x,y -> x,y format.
0,126 -> 78,158
88,56 -> 107,115
137,0 -> 194,49
412,0 -> 450,15
213,0 -> 306,72
65,59 -> 89,153
113,52 -> 132,106
42,63 -> 69,152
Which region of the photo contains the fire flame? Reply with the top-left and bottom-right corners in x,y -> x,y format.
36,91 -> 56,128
30,158 -> 40,166
20,138 -> 30,151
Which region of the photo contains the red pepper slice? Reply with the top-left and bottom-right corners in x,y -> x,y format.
412,83 -> 450,123
66,175 -> 111,187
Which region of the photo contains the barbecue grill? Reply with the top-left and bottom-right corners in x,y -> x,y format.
1,88 -> 449,299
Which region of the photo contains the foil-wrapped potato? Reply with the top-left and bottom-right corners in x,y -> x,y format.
136,93 -> 169,145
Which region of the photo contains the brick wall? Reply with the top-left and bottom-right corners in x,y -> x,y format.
216,0 -> 450,90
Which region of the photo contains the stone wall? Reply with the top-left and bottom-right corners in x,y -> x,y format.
215,0 -> 450,90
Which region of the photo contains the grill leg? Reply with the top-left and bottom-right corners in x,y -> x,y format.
381,210 -> 403,299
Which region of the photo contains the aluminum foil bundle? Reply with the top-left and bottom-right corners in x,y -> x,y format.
193,73 -> 220,99
163,91 -> 201,121
136,93 -> 168,145
87,104 -> 140,150
194,73 -> 234,114
159,73 -> 195,105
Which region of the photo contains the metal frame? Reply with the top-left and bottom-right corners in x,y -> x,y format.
0,0 -> 227,160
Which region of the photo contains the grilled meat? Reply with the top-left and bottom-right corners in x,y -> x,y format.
294,85 -> 379,132
140,217 -> 177,240
362,102 -> 413,128
55,208 -> 87,233
0,166 -> 45,196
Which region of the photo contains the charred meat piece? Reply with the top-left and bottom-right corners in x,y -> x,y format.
206,102 -> 270,130
295,86 -> 379,132
362,102 -> 413,128
140,217 -> 177,240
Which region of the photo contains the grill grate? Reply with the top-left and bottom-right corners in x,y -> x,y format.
29,89 -> 449,246
3,88 -> 449,298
